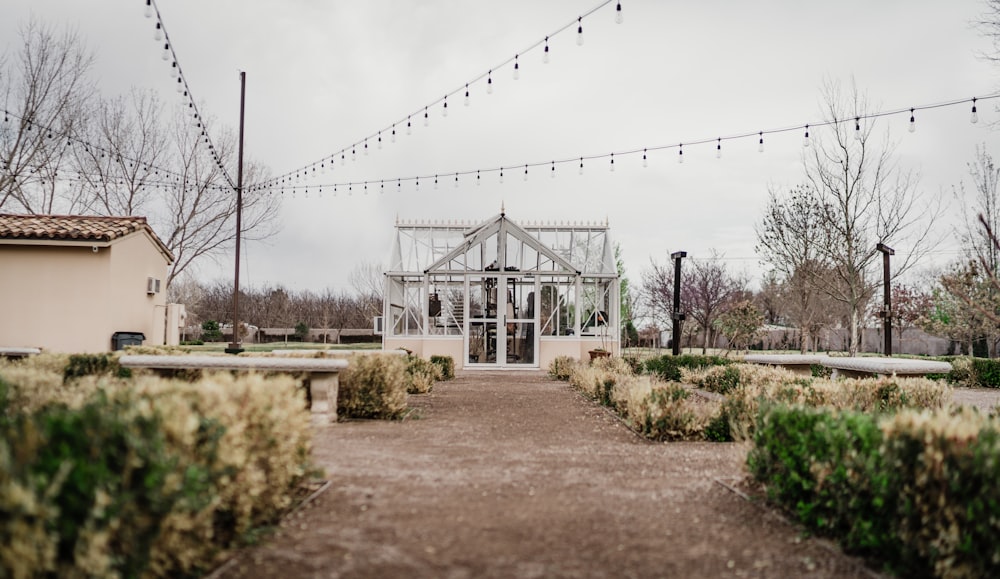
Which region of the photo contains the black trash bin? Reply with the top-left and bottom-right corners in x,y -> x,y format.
111,331 -> 145,350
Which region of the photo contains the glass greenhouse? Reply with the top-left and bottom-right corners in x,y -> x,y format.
382,211 -> 619,369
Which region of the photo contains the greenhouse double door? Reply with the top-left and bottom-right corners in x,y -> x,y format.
466,274 -> 537,368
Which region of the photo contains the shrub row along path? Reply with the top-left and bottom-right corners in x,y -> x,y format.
222,372 -> 880,578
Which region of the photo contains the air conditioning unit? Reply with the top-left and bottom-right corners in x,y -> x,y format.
373,316 -> 384,335
147,277 -> 161,294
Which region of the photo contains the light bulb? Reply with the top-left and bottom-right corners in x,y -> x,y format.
758,133 -> 764,153
161,43 -> 169,60
487,73 -> 493,94
551,162 -> 556,178
423,108 -> 429,127
175,77 -> 183,93
579,158 -> 584,175
464,85 -> 470,106
170,61 -> 177,78
523,166 -> 528,181
351,148 -> 356,162
391,127 -> 397,143
908,109 -> 915,133
854,118 -> 861,140
716,139 -> 721,159
454,174 -> 459,188
434,176 -> 438,190
442,99 -> 448,117
145,0 -> 153,18
615,2 -> 623,24
378,134 -> 382,149
971,99 -> 978,124
678,146 -> 684,164
499,169 -> 504,184
577,19 -> 584,46
610,155 -> 615,171
341,153 -> 346,166
154,23 -> 162,41
543,38 -> 550,63
407,117 -> 412,135
643,150 -> 648,167
364,141 -> 369,155
476,171 -> 481,186
803,125 -> 810,147
513,56 -> 519,80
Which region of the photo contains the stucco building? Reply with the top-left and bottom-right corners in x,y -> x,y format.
0,214 -> 175,353
383,211 -> 620,370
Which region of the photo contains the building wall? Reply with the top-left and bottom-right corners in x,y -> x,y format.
0,232 -> 170,352
108,232 -> 169,346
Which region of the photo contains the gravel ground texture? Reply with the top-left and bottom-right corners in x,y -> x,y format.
218,372 -> 890,579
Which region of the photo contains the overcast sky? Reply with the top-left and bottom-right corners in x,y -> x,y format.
3,1 -> 999,293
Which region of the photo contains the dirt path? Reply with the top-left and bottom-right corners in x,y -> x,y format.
221,372 -> 875,578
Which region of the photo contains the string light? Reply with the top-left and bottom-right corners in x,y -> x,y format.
678,144 -> 684,164
758,132 -> 764,152
145,0 -> 153,18
487,70 -> 494,94
610,153 -> 615,171
499,167 -> 504,183
579,157 -> 584,175
391,125 -> 397,143
154,22 -> 162,41
407,116 -> 412,135
971,98 -> 978,124
477,170 -> 481,186
464,84 -> 470,106
577,17 -> 584,46
615,2 -> 624,24
803,125 -> 810,147
423,106 -> 429,127
551,160 -> 556,177
716,138 -> 721,159
909,108 -> 916,133
442,96 -> 448,117
854,117 -> 861,140
454,173 -> 459,187
523,164 -> 529,181
513,55 -> 520,80
543,37 -> 550,64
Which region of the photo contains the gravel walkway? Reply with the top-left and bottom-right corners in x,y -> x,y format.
220,372 -> 876,578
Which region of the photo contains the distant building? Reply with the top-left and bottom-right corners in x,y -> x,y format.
383,211 -> 620,369
0,214 -> 177,352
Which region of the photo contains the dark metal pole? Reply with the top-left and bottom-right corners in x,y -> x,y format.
227,71 -> 246,354
670,251 -> 686,356
877,243 -> 894,356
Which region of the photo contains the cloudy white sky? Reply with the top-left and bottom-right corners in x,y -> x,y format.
3,1 -> 999,293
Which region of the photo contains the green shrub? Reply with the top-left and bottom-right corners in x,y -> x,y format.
339,354 -> 408,418
548,356 -> 577,381
405,356 -> 438,394
63,353 -> 130,381
643,354 -> 731,381
810,363 -> 833,378
200,320 -> 223,342
429,355 -> 455,380
972,358 -> 1000,388
634,383 -> 718,441
749,405 -> 1000,577
179,340 -> 204,346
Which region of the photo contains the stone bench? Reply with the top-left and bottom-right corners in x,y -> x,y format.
269,349 -> 407,357
119,355 -> 349,422
743,354 -> 830,376
820,357 -> 952,379
0,347 -> 42,359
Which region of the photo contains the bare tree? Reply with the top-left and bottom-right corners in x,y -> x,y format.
348,260 -> 385,320
0,19 -> 94,212
801,80 -> 939,354
756,184 -> 836,352
683,252 -> 748,354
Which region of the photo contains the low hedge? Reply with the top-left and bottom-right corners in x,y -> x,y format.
429,355 -> 455,381
748,405 -> 1000,577
643,354 -> 731,382
0,361 -> 313,578
338,354 -> 408,418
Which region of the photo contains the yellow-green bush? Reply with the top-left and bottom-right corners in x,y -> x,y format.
0,365 -> 313,578
338,354 -> 408,419
547,356 -> 578,381
626,379 -> 719,441
405,356 -> 438,394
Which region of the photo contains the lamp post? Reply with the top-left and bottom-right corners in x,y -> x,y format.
226,71 -> 246,354
670,251 -> 686,356
876,243 -> 894,356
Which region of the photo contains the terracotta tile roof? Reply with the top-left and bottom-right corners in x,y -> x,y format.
0,214 -> 174,262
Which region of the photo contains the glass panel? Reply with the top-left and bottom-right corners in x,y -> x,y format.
389,278 -> 425,336
581,277 -> 612,338
428,276 -> 464,336
468,321 -> 498,364
539,277 -> 576,336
